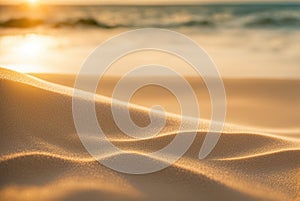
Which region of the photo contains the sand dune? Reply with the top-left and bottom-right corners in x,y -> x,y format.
0,68 -> 299,201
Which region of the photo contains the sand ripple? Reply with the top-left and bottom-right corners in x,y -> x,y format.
0,68 -> 299,201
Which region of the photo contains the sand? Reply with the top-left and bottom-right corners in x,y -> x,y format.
0,67 -> 299,201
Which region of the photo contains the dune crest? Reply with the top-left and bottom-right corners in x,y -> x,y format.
0,68 -> 299,201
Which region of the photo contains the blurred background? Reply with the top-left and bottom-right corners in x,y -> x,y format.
0,0 -> 299,78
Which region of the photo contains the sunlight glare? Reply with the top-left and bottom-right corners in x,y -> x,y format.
28,0 -> 38,4
18,36 -> 44,57
0,34 -> 58,72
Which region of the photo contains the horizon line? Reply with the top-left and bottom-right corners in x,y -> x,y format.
1,1 -> 300,6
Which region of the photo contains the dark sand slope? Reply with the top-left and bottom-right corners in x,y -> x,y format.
0,68 -> 299,201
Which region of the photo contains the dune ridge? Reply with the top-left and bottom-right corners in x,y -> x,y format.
0,68 -> 299,201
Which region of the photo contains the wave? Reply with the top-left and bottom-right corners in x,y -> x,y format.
0,17 -> 214,29
0,18 -> 44,28
0,17 -> 117,29
245,16 -> 300,28
0,16 -> 299,29
53,18 -> 119,29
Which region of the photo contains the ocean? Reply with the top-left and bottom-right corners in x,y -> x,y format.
0,3 -> 299,77
1,4 -> 300,29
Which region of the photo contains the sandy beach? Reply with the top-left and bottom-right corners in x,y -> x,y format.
0,68 -> 299,201
0,1 -> 300,201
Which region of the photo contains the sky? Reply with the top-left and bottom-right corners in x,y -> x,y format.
0,0 -> 299,5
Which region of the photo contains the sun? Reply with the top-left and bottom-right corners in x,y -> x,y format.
27,0 -> 38,5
